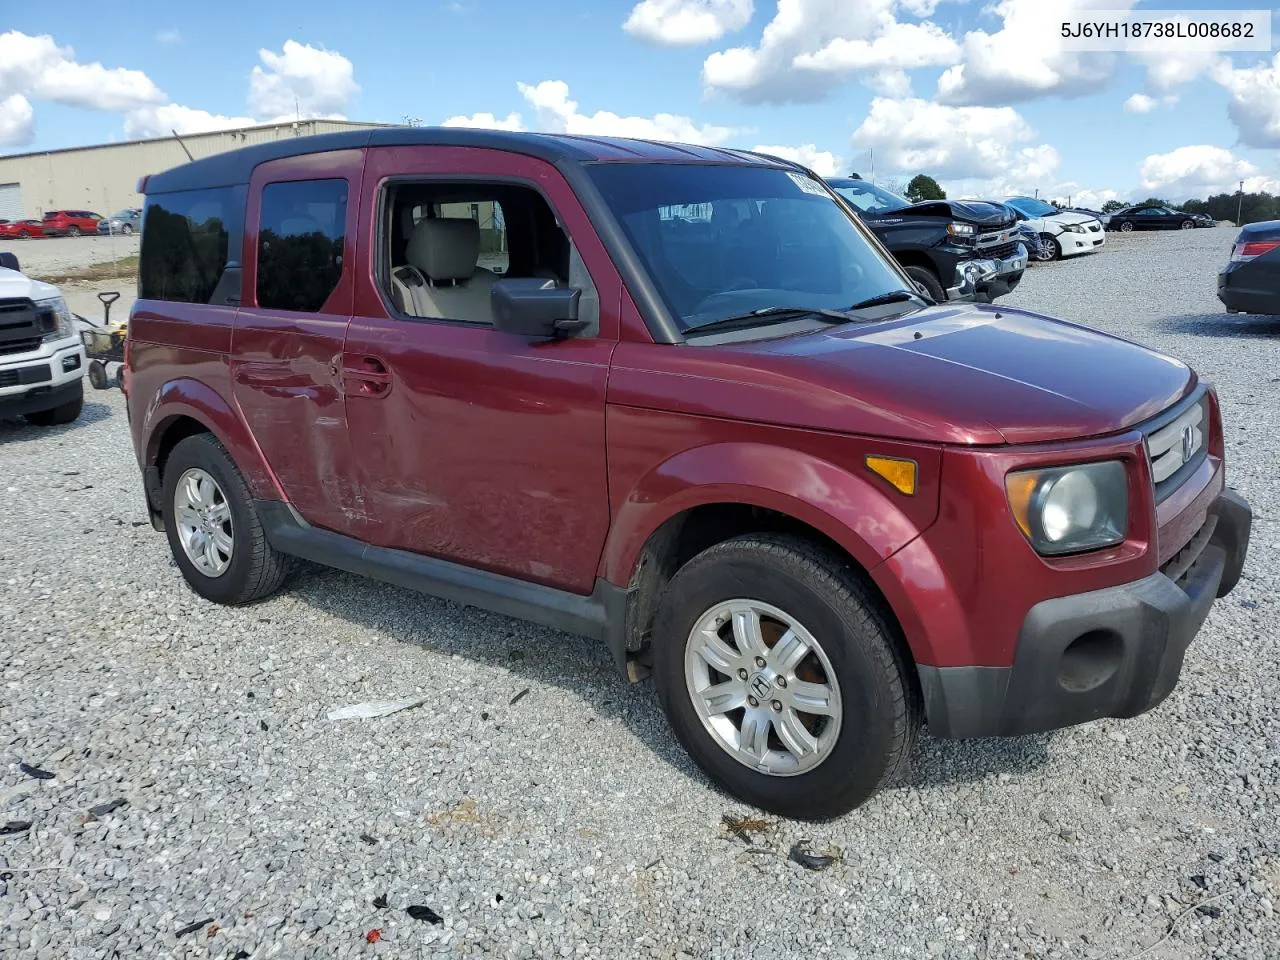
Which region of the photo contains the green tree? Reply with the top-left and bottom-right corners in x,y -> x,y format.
1100,199 -> 1125,214
1138,196 -> 1170,208
905,174 -> 946,202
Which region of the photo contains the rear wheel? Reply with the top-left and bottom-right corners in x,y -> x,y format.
903,265 -> 946,303
1119,221 -> 1134,233
162,433 -> 288,605
67,225 -> 81,238
23,383 -> 83,426
652,534 -> 920,820
18,229 -> 30,240
1180,220 -> 1194,230
121,224 -> 133,236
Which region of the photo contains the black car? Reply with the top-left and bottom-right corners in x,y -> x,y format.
826,177 -> 1026,303
1219,220 -> 1280,314
1108,205 -> 1209,232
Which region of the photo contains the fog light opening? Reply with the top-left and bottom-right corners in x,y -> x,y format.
1058,630 -> 1123,693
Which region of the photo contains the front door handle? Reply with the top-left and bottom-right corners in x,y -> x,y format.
343,356 -> 392,397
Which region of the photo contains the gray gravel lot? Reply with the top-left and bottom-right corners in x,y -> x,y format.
4,235 -> 140,279
2,227 -> 1277,959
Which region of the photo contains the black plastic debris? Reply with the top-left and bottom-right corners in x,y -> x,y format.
88,799 -> 127,818
1196,904 -> 1223,919
1,821 -> 32,836
509,688 -> 530,706
246,692 -> 255,699
1190,875 -> 1208,890
18,762 -> 54,780
494,893 -> 504,903
175,918 -> 214,937
372,893 -> 388,909
232,952 -> 250,959
359,834 -> 379,845
788,839 -> 838,871
1208,852 -> 1225,863
481,711 -> 490,721
259,720 -> 268,732
406,905 -> 443,924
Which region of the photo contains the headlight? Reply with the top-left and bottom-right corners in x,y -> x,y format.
946,222 -> 976,238
36,296 -> 75,342
1061,223 -> 1086,233
1005,461 -> 1128,556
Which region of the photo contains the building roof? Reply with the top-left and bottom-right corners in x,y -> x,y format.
142,127 -> 795,194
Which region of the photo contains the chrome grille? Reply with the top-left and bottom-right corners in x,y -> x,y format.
1144,394 -> 1208,501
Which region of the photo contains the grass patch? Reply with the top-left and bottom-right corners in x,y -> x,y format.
33,255 -> 139,284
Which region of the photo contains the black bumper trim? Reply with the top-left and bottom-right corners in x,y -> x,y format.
0,378 -> 82,419
921,489 -> 1252,739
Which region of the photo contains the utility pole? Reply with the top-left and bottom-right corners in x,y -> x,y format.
1237,180 -> 1245,227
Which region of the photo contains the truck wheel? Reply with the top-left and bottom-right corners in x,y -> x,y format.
162,433 -> 288,605
903,265 -> 945,303
23,384 -> 84,426
652,534 -> 920,820
1037,234 -> 1061,261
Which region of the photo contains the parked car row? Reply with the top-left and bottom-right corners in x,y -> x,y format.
1108,205 -> 1215,232
0,208 -> 141,239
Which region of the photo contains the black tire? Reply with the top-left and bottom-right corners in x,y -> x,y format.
23,382 -> 83,426
88,360 -> 108,390
652,534 -> 920,820
121,224 -> 133,236
1180,220 -> 1194,230
1119,221 -> 1134,233
1038,234 -> 1061,261
18,230 -> 29,240
161,433 -> 288,605
903,265 -> 945,303
67,225 -> 81,238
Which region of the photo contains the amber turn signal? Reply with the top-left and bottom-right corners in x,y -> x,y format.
866,456 -> 917,496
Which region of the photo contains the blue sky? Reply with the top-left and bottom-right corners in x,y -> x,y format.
3,0 -> 1278,205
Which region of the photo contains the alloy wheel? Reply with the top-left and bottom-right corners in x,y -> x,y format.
684,599 -> 842,777
174,467 -> 234,577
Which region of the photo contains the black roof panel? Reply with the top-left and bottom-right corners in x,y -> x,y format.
142,127 -> 795,194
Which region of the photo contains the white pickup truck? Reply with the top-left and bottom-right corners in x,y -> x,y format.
0,252 -> 86,425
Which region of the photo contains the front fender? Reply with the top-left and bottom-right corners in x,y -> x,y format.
143,377 -> 282,501
602,440 -> 941,587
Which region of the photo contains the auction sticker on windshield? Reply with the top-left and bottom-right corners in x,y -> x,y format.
1058,9 -> 1269,51
787,172 -> 833,198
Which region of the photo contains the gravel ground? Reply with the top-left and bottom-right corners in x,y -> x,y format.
2,226 -> 1277,960
2,235 -> 140,279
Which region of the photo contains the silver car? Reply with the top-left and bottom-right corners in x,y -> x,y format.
97,209 -> 142,236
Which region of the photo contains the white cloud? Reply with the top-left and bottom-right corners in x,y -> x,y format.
702,0 -> 961,104
123,103 -> 257,140
1047,186 -> 1120,208
517,79 -> 738,144
248,41 -> 358,119
1212,53 -> 1280,149
868,69 -> 911,97
156,28 -> 182,44
896,0 -> 942,14
0,30 -> 166,113
851,96 -> 1058,184
0,93 -> 35,147
1124,93 -> 1156,114
440,111 -> 526,131
1139,144 -> 1280,198
751,143 -> 842,176
624,0 -> 753,45
938,0 -> 1132,105
1135,49 -> 1218,92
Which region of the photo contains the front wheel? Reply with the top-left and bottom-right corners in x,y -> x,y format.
652,534 -> 920,820
1119,221 -> 1134,233
1037,234 -> 1060,261
18,230 -> 30,240
1180,220 -> 1194,230
23,383 -> 83,426
121,224 -> 133,236
67,225 -> 81,238
162,433 -> 289,605
902,265 -> 945,303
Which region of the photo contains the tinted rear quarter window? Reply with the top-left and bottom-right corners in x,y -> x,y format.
139,187 -> 242,304
256,179 -> 348,313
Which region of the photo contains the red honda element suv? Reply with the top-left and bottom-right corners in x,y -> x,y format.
125,129 -> 1251,819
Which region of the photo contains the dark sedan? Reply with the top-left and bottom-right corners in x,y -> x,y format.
1109,205 -> 1209,232
1219,220 -> 1280,314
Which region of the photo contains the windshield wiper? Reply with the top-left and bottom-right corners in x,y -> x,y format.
685,305 -> 853,336
847,289 -> 926,311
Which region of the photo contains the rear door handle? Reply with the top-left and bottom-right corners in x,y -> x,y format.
342,356 -> 392,397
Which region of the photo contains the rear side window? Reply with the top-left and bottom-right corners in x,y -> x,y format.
139,187 -> 240,304
256,179 -> 348,313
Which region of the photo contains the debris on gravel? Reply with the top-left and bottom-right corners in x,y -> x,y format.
2,227 -> 1277,958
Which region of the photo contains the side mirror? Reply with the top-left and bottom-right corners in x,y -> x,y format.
0,252 -> 19,273
491,278 -> 585,338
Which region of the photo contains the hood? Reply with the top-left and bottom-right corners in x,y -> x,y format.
622,304 -> 1193,446
1042,210 -> 1099,226
0,267 -> 59,301
889,199 -> 1013,228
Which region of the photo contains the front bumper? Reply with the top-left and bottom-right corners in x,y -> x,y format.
1057,228 -> 1106,256
945,243 -> 1028,300
0,339 -> 86,417
920,488 -> 1252,739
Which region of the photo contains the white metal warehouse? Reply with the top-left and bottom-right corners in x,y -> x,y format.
0,119 -> 389,222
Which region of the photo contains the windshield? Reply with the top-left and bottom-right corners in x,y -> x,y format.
110,209 -> 134,219
827,178 -> 909,214
587,164 -> 908,332
1007,197 -> 1059,218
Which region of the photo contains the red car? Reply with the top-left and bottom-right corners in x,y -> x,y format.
125,130 -> 1252,819
41,209 -> 102,237
0,219 -> 46,239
